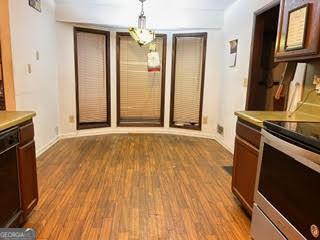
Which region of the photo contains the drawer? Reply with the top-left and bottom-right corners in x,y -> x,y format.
236,120 -> 261,149
19,121 -> 34,145
251,204 -> 286,240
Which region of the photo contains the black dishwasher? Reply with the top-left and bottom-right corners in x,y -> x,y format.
0,127 -> 21,227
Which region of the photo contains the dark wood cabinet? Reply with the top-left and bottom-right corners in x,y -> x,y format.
275,0 -> 320,62
0,0 -> 16,110
17,121 -> 38,220
232,120 -> 261,215
0,44 -> 6,110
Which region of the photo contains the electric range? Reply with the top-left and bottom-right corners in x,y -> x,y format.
251,121 -> 320,240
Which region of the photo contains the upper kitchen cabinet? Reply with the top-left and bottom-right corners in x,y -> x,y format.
275,0 -> 320,62
0,0 -> 16,110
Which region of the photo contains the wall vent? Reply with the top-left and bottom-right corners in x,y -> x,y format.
217,124 -> 224,136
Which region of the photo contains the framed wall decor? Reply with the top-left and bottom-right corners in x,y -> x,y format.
29,0 -> 41,12
285,4 -> 309,51
228,39 -> 238,67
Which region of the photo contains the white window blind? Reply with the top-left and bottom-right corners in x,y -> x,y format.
75,29 -> 110,128
171,34 -> 206,130
118,34 -> 165,125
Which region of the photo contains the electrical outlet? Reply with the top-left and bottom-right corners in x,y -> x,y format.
243,77 -> 248,87
217,124 -> 224,136
203,116 -> 208,124
27,64 -> 32,74
69,115 -> 75,123
36,51 -> 40,60
54,126 -> 59,135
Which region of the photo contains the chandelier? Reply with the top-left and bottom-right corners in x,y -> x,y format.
128,0 -> 155,46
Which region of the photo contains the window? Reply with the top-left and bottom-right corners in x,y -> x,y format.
170,33 -> 207,130
117,33 -> 166,127
74,28 -> 111,129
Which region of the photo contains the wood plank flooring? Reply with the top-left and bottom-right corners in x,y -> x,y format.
24,134 -> 250,239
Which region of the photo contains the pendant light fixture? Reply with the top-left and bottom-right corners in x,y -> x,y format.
129,0 -> 155,46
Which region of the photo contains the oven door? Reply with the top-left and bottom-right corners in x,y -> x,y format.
254,129 -> 320,240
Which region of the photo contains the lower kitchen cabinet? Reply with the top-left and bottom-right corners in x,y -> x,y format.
232,120 -> 261,215
17,121 -> 38,221
0,112 -> 37,227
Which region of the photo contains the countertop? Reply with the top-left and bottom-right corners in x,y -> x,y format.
0,111 -> 36,132
235,111 -> 320,128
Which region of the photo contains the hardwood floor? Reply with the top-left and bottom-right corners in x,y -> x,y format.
24,134 -> 250,239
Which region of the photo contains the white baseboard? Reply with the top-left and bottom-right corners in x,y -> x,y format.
36,136 -> 60,157
41,129 -> 233,156
59,128 -> 216,140
213,133 -> 234,154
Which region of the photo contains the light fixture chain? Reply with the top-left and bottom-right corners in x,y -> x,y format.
140,0 -> 145,15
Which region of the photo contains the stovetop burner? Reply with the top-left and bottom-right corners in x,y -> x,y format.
264,121 -> 320,152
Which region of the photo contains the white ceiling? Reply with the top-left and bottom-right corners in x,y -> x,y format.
54,0 -> 236,11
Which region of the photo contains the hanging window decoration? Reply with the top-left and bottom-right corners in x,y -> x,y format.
147,43 -> 161,72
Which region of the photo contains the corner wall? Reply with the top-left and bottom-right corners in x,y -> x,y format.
217,0 -> 277,152
9,0 -> 59,155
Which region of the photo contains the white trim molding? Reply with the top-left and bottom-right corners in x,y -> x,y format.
36,136 -> 60,157
59,127 -> 215,140
38,128 -> 233,158
59,128 -> 233,152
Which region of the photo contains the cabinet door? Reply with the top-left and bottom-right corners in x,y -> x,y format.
275,0 -> 320,61
232,136 -> 259,215
18,140 -> 38,218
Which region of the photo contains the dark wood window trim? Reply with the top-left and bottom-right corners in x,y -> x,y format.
169,32 -> 207,131
74,27 -> 111,130
116,32 -> 167,127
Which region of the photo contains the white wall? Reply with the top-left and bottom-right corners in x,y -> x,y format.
217,0 -> 278,152
55,3 -> 224,30
57,22 -> 224,143
9,0 -> 59,155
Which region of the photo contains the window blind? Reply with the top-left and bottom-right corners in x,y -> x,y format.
171,33 -> 207,130
75,28 -> 110,129
118,34 -> 166,126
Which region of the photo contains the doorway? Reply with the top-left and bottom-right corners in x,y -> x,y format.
246,2 -> 289,111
